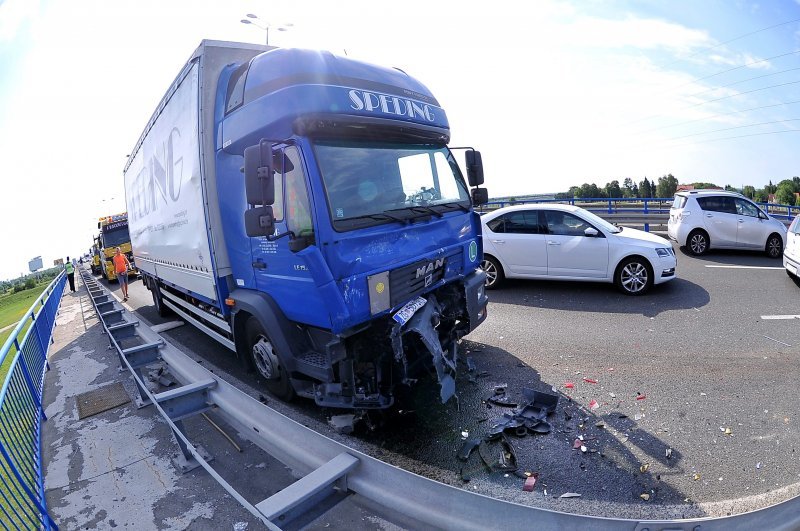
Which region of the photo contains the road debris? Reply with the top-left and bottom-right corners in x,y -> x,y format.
564,382 -> 575,389
640,493 -> 650,501
640,463 -> 650,473
583,378 -> 598,384
560,492 -> 581,498
636,393 -> 647,401
589,399 -> 600,410
693,473 -> 701,481
328,414 -> 357,434
665,448 -> 673,459
522,473 -> 539,492
720,426 -> 733,436
457,438 -> 481,461
479,435 -> 518,473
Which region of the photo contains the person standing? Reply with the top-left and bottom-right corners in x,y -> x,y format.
113,247 -> 132,302
64,257 -> 75,292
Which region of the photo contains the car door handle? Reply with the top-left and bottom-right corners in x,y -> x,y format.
705,214 -> 713,218
547,241 -> 560,246
738,219 -> 745,223
491,239 -> 505,244
252,260 -> 267,269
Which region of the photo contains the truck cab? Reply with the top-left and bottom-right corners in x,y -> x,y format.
97,213 -> 138,282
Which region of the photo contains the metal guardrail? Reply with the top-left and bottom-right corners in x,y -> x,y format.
479,197 -> 798,231
77,268 -> 800,530
0,272 -> 65,530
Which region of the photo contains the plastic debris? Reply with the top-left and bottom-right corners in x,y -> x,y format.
636,394 -> 647,401
560,492 -> 581,498
573,438 -> 583,449
588,399 -> 599,410
461,430 -> 469,438
521,388 -> 559,415
640,463 -> 650,473
723,427 -> 732,436
608,392 -> 616,398
583,378 -> 598,384
233,523 -> 248,531
457,438 -> 481,461
478,435 -> 519,473
564,382 -> 575,389
522,473 -> 539,492
607,367 -> 615,372
580,445 -> 587,453
487,394 -> 517,408
693,473 -> 701,481
640,493 -> 650,501
665,448 -> 673,459
756,462 -> 762,469
328,414 -> 356,434
595,421 -> 605,429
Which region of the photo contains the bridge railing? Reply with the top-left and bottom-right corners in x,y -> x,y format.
0,272 -> 65,530
479,197 -> 800,229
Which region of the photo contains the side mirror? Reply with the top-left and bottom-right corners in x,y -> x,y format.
584,227 -> 599,237
244,140 -> 275,206
244,206 -> 275,237
465,150 -> 484,187
471,187 -> 489,205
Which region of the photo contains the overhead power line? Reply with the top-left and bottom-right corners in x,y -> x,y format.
668,118 -> 800,141
638,99 -> 800,134
689,66 -> 800,98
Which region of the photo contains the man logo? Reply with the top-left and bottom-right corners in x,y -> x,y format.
416,258 -> 444,279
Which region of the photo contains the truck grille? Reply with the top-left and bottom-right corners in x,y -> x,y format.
389,247 -> 463,307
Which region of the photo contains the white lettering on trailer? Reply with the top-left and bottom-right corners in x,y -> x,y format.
348,89 -> 435,122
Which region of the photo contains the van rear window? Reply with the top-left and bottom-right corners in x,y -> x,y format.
672,195 -> 687,209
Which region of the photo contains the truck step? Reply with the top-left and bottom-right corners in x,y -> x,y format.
295,351 -> 332,381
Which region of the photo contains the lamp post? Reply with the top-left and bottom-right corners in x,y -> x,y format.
240,13 -> 293,46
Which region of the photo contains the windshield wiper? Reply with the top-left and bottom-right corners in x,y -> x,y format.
339,212 -> 410,224
437,201 -> 470,213
409,205 -> 444,218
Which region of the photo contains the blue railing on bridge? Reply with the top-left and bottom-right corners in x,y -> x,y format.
0,272 -> 65,530
480,197 -> 800,222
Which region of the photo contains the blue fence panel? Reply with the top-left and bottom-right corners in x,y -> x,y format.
0,272 -> 65,530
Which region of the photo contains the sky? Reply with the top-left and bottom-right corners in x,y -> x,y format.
1,0 -> 799,280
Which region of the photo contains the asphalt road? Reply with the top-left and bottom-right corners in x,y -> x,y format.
100,244 -> 800,521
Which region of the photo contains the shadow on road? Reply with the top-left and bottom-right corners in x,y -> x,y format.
677,247 -> 784,266
487,277 -> 710,318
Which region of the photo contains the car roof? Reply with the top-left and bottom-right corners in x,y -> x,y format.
480,203 -> 581,220
676,189 -> 745,198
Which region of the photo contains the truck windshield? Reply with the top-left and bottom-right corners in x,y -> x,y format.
314,141 -> 471,230
102,225 -> 131,248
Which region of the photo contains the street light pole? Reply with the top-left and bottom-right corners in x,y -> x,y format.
240,13 -> 292,46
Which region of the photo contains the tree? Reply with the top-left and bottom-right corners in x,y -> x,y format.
742,185 -> 755,199
753,189 -> 768,202
639,177 -> 653,198
567,186 -> 579,198
655,174 -> 679,198
765,180 -> 777,194
775,180 -> 796,205
622,178 -> 634,198
691,182 -> 719,189
605,180 -> 622,198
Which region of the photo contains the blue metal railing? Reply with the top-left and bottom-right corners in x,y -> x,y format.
0,272 -> 65,530
480,197 -> 800,222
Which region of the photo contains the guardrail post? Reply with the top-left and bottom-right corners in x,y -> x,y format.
607,199 -> 612,214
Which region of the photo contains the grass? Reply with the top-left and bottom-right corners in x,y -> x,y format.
0,282 -> 51,382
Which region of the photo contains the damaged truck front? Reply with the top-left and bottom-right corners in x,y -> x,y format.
124,41 -> 489,410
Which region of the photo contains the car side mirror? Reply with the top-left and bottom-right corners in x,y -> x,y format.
244,140 -> 275,206
244,206 -> 275,237
465,150 -> 484,186
584,227 -> 599,237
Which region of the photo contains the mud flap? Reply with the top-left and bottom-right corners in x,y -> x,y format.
403,296 -> 457,403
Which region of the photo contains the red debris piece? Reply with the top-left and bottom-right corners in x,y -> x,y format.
607,367 -> 615,372
523,473 -> 539,492
636,394 -> 647,401
583,378 -> 598,384
564,382 -> 575,389
589,399 -> 600,410
573,438 -> 583,449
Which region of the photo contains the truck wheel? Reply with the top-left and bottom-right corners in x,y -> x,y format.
151,282 -> 173,318
245,317 -> 295,401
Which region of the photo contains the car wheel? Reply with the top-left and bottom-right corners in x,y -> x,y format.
245,317 -> 295,401
481,255 -> 505,290
766,234 -> 783,258
615,257 -> 653,295
687,230 -> 709,256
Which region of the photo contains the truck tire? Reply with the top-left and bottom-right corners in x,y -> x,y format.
151,282 -> 174,318
245,317 -> 295,401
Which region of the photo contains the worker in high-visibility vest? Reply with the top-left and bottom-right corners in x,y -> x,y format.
64,257 -> 75,292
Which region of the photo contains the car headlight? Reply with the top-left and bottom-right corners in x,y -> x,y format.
655,247 -> 673,257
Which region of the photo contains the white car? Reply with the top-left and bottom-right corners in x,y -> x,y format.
668,190 -> 786,258
784,214 -> 800,280
481,204 -> 677,295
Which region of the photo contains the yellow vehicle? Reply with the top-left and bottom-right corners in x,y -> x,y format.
90,235 -> 103,275
97,212 -> 138,282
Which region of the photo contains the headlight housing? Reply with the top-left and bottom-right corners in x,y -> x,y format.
655,247 -> 674,257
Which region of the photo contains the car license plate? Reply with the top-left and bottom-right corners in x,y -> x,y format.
393,297 -> 427,325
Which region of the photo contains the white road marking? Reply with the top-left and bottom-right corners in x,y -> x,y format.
704,265 -> 784,270
761,315 -> 800,320
151,321 -> 185,333
764,335 -> 792,347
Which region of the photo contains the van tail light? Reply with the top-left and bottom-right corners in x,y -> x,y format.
679,211 -> 691,220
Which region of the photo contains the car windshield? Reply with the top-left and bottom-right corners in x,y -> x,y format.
575,207 -> 622,233
313,140 -> 471,230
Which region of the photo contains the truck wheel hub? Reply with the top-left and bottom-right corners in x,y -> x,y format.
252,336 -> 279,380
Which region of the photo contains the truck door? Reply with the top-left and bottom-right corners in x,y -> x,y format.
250,146 -> 324,326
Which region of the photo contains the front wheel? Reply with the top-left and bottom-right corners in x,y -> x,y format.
615,257 -> 653,295
766,234 -> 783,258
481,256 -> 505,290
245,317 -> 295,401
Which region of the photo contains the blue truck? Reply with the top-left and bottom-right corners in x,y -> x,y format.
124,40 -> 488,410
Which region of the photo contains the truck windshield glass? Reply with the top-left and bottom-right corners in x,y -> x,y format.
102,226 -> 131,247
314,141 -> 470,230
